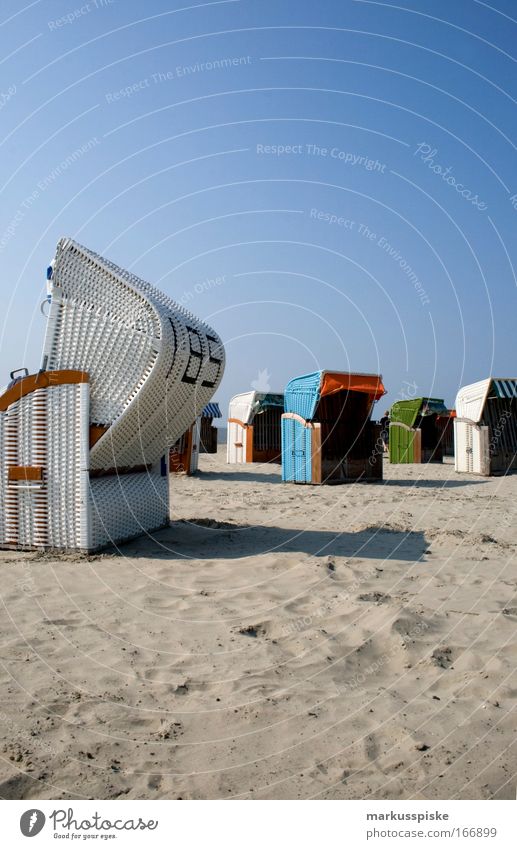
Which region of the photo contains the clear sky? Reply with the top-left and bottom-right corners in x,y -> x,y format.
1,0 -> 516,415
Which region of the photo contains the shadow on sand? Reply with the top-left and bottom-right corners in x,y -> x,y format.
198,469 -> 282,484
195,471 -> 487,489
119,520 -> 428,563
381,478 -> 488,489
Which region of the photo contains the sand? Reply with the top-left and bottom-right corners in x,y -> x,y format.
0,447 -> 516,800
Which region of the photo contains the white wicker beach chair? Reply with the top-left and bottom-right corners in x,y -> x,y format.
0,238 -> 225,551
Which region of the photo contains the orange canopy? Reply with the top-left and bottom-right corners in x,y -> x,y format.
320,372 -> 386,403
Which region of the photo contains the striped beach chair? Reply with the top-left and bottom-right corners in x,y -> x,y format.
455,378 -> 517,475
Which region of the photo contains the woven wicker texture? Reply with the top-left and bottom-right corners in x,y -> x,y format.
90,471 -> 168,550
43,238 -> 225,471
0,382 -> 88,549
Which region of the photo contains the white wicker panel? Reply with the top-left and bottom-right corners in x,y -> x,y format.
78,382 -> 91,551
1,394 -> 46,547
3,400 -> 20,545
0,413 -> 5,545
45,383 -> 87,549
89,467 -> 168,550
17,388 -> 47,547
0,384 -> 87,549
0,379 -> 170,552
43,239 -> 225,472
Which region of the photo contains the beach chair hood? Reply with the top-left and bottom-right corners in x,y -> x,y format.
42,238 -> 225,470
390,397 -> 446,429
455,378 -> 517,423
284,370 -> 385,420
228,391 -> 283,425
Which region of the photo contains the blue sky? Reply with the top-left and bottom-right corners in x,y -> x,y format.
1,0 -> 516,414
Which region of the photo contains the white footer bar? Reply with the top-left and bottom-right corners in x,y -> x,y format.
2,799 -> 515,848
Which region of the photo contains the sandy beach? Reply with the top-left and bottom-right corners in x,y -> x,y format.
0,448 -> 516,801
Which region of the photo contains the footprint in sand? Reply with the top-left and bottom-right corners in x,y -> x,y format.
364,734 -> 380,762
431,647 -> 454,668
237,624 -> 267,638
358,592 -> 391,604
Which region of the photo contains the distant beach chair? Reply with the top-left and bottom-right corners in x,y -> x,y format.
389,398 -> 447,464
281,370 -> 386,484
0,238 -> 224,552
227,391 -> 284,464
199,402 -> 221,454
169,402 -> 221,475
454,378 -> 517,476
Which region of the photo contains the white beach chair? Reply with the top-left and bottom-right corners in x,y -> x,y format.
0,238 -> 225,551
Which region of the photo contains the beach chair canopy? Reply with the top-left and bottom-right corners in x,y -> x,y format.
284,371 -> 385,420
455,378 -> 517,423
42,238 -> 225,471
228,391 -> 284,425
202,402 -> 222,418
390,397 -> 447,429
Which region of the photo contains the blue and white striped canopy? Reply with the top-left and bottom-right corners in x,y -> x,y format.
492,379 -> 517,399
202,402 -> 221,418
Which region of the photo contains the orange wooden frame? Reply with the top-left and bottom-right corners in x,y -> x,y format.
228,417 -> 254,461
0,370 -> 89,412
8,466 -> 43,482
90,424 -> 109,448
